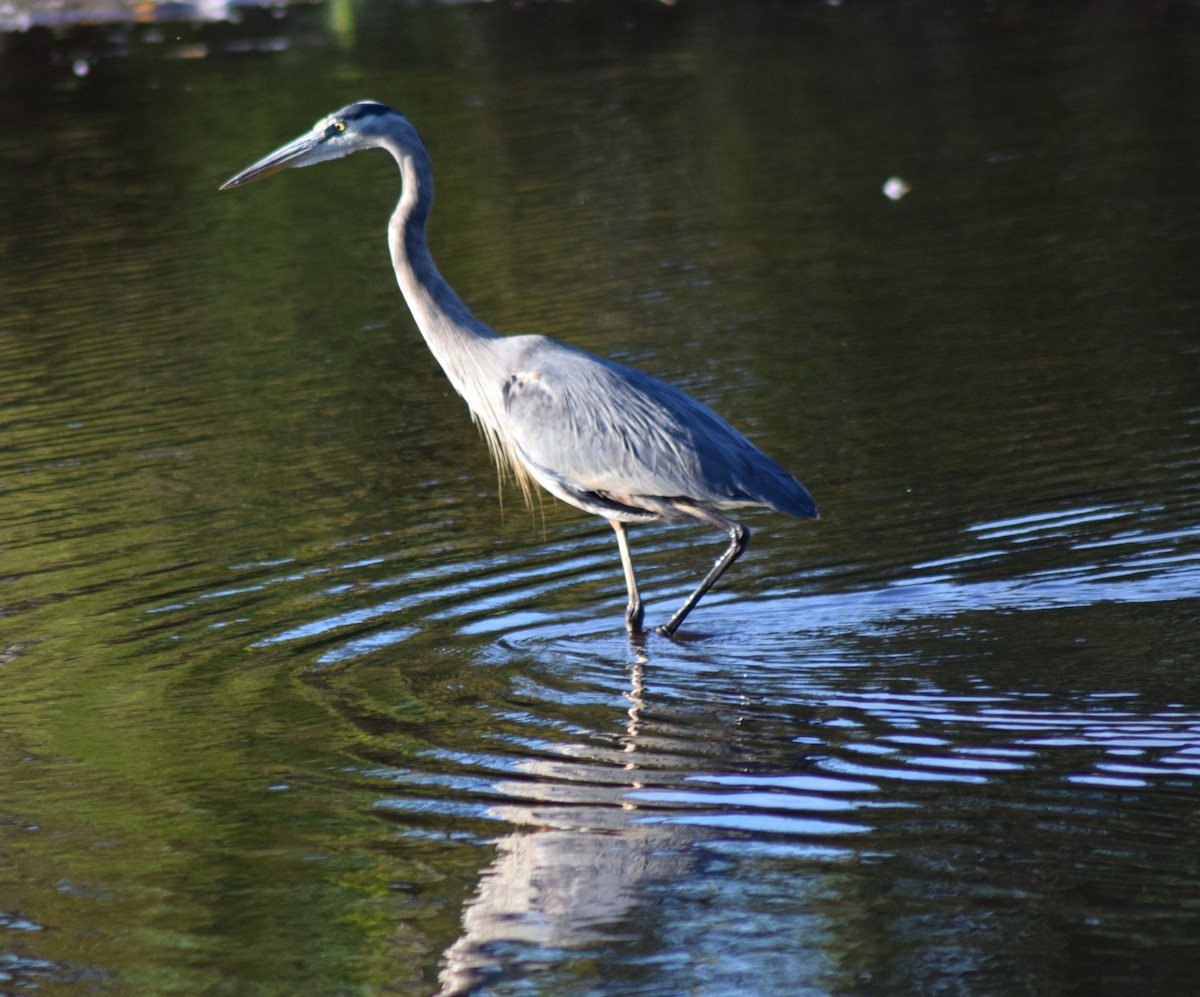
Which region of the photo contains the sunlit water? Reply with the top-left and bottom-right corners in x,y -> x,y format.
2,2 -> 1199,995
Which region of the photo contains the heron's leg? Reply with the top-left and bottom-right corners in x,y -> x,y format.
609,519 -> 644,631
657,506 -> 749,637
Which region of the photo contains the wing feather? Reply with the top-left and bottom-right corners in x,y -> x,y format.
498,336 -> 816,518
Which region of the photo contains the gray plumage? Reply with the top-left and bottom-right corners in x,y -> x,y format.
222,101 -> 817,636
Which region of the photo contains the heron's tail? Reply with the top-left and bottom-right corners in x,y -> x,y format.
768,474 -> 819,520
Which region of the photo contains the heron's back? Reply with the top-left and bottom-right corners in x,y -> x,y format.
497,336 -> 818,522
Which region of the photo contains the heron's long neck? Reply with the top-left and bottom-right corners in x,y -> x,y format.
387,147 -> 501,408
381,132 -> 535,503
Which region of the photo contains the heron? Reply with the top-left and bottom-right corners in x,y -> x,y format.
221,101 -> 817,637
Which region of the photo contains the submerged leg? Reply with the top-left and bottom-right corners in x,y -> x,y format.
610,519 -> 644,631
657,505 -> 750,638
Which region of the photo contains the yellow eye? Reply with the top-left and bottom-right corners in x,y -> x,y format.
335,120 -> 346,132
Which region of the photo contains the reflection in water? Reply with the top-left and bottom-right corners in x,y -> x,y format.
428,639 -> 838,994
418,652 -> 849,997
171,491 -> 1199,990
409,648 -> 1200,991
280,494 -> 1195,989
435,818 -> 702,995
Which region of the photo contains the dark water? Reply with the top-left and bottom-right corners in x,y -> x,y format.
2,1 -> 1199,994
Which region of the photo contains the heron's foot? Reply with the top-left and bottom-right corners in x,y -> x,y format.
625,599 -> 645,632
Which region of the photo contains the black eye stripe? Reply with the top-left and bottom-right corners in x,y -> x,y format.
342,102 -> 389,122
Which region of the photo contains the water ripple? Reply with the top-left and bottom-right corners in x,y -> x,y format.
119,493 -> 1200,842
132,493 -> 1199,686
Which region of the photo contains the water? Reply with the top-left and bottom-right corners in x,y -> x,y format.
2,1 -> 1199,994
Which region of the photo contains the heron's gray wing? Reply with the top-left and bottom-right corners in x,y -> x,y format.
498,337 -> 814,517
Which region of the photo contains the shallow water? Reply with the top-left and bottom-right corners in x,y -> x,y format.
2,1 -> 1199,994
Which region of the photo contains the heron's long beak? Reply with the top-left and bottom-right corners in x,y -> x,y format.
220,130 -> 324,190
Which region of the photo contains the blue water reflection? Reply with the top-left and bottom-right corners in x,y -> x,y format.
210,496 -> 1198,671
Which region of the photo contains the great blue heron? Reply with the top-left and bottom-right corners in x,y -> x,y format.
221,101 -> 817,636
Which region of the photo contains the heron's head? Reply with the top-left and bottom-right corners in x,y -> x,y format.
220,101 -> 413,190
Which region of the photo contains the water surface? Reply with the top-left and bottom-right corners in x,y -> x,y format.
1,2 -> 1198,995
